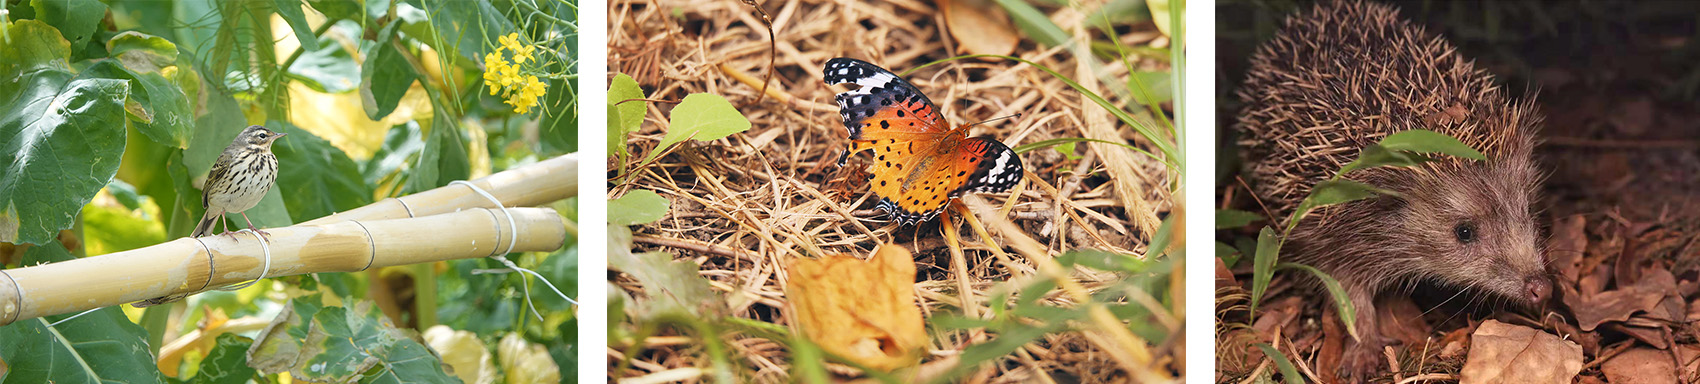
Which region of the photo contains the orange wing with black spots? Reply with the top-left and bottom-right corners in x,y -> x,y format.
825,58 -> 1024,224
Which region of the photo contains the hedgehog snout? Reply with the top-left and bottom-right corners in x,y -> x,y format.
1523,275 -> 1551,306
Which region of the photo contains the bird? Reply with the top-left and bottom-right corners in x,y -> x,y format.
190,125 -> 286,238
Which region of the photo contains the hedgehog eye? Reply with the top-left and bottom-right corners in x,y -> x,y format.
1454,222 -> 1477,244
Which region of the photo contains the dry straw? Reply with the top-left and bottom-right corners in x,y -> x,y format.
609,0 -> 1175,380
0,154 -> 579,326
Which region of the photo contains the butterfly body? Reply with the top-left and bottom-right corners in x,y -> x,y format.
825,58 -> 1024,224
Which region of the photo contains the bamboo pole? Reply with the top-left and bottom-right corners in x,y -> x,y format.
302,153 -> 579,225
0,207 -> 565,326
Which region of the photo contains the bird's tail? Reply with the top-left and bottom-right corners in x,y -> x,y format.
190,212 -> 220,237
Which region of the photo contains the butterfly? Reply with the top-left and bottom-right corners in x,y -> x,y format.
824,58 -> 1024,225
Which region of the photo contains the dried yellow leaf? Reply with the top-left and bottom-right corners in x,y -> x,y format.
785,244 -> 927,372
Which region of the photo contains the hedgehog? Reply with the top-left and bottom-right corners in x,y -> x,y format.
1235,0 -> 1550,378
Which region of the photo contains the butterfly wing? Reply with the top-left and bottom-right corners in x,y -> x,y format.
825,58 -> 1023,224
874,136 -> 1024,223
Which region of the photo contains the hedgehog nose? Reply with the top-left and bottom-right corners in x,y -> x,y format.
1525,276 -> 1552,305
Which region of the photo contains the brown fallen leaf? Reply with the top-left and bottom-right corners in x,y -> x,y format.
1549,215 -> 1588,283
1570,268 -> 1676,331
1459,320 -> 1583,384
939,0 -> 1018,57
1601,347 -> 1677,384
786,244 -> 927,372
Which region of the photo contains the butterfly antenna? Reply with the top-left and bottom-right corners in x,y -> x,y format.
965,112 -> 1023,129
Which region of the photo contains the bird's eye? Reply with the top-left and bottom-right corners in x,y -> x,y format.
1454,222 -> 1477,244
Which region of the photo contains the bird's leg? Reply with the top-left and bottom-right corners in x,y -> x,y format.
239,211 -> 270,238
217,213 -> 241,238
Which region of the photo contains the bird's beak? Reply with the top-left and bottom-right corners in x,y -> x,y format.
274,132 -> 288,140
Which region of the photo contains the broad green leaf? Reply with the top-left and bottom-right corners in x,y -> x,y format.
185,91 -> 248,178
107,31 -> 179,74
990,0 -> 1070,47
287,21 -> 360,94
305,0 -> 371,23
607,103 -> 626,165
363,122 -> 424,196
407,108 -> 471,193
539,77 -> 578,155
82,189 -> 168,255
642,93 -> 751,164
609,73 -> 646,137
360,21 -> 417,120
190,334 -> 258,384
608,190 -> 669,226
1376,129 -> 1486,160
532,245 -> 580,312
411,0 -> 515,62
1248,226 -> 1279,314
1128,70 -> 1172,105
32,0 -> 108,53
271,122 -> 372,222
1253,343 -> 1304,384
1215,241 -> 1240,267
247,296 -> 457,383
272,0 -> 321,51
0,21 -> 131,245
1216,209 -> 1262,229
1288,179 -> 1388,233
607,226 -> 725,319
80,60 -> 194,148
1278,262 -> 1358,341
0,240 -> 167,384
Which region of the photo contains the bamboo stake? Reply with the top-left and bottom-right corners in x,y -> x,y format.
0,207 -> 565,326
302,153 -> 578,225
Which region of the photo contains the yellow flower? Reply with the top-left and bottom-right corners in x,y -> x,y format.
505,76 -> 548,114
512,44 -> 536,65
483,52 -> 509,95
499,33 -> 523,54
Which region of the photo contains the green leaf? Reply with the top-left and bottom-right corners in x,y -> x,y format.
80,60 -> 194,148
606,226 -> 725,319
0,21 -> 131,245
107,31 -> 180,74
247,296 -> 457,382
82,191 -> 168,255
609,73 -> 646,137
1376,129 -> 1486,160
287,22 -> 359,94
360,21 -> 418,120
1277,262 -> 1358,341
272,0 -> 321,51
190,334 -> 258,384
1336,144 -> 1432,176
608,190 -> 669,226
411,0 -> 515,62
1215,241 -> 1241,267
270,122 -> 373,221
607,103 -> 626,165
1128,70 -> 1173,105
363,122 -> 424,195
1288,179 -> 1388,233
642,93 -> 751,164
1253,343 -> 1304,384
31,0 -> 108,53
1248,226 -> 1280,314
0,241 -> 168,383
539,77 -> 578,155
990,0 -> 1070,47
407,108 -> 471,193
1216,209 -> 1262,229
1147,214 -> 1177,258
